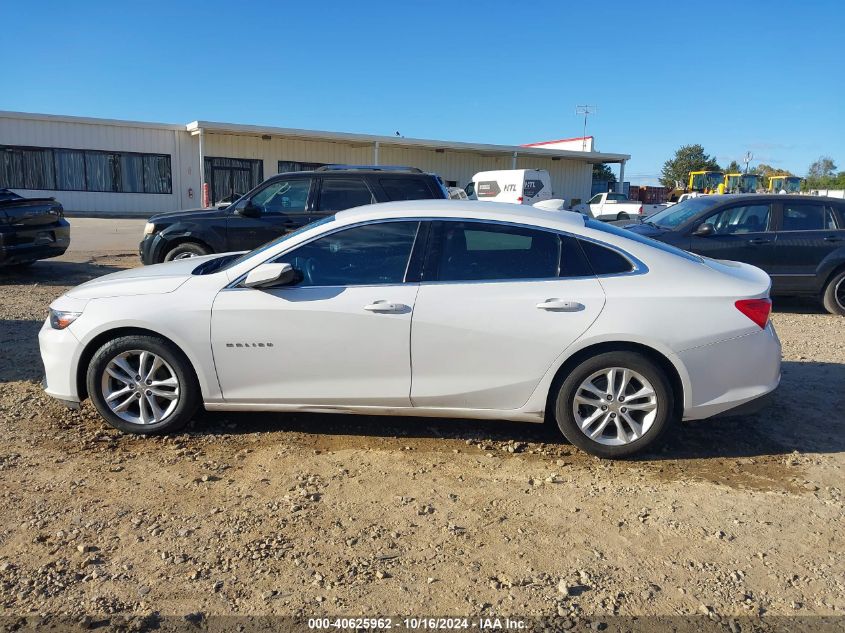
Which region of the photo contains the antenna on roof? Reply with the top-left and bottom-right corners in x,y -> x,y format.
575,105 -> 597,151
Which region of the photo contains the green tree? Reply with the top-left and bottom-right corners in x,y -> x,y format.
660,144 -> 721,189
808,156 -> 837,179
803,155 -> 844,190
725,160 -> 742,173
592,163 -> 617,183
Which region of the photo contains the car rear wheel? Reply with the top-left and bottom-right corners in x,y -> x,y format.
86,335 -> 200,434
822,270 -> 845,316
163,242 -> 209,262
616,212 -> 630,220
554,351 -> 673,458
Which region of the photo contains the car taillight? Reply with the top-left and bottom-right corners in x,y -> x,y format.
638,205 -> 643,214
517,196 -> 523,203
735,298 -> 772,329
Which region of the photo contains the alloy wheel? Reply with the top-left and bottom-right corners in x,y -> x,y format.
173,251 -> 198,260
572,367 -> 658,446
836,277 -> 845,311
100,350 -> 180,425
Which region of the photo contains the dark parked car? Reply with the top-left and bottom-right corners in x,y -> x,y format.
0,189 -> 70,267
140,166 -> 449,264
624,194 -> 845,314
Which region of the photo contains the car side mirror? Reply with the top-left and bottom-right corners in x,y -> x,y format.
243,262 -> 296,289
693,223 -> 715,237
237,201 -> 261,218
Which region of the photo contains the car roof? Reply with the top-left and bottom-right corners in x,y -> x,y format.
333,199 -> 588,229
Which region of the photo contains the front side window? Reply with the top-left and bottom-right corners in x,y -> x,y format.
431,221 -> 561,282
701,204 -> 771,235
318,178 -> 375,211
588,194 -> 603,204
279,221 -> 419,286
781,203 -> 837,231
251,179 -> 311,214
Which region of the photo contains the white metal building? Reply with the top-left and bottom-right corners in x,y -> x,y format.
0,110 -> 629,215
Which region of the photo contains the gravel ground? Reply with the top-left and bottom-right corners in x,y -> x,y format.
0,251 -> 843,629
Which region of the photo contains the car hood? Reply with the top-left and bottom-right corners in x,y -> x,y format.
621,222 -> 669,237
148,207 -> 226,224
65,254 -> 220,300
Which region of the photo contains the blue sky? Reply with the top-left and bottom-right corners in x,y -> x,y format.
2,0 -> 843,185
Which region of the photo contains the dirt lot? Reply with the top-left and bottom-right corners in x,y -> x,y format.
0,246 -> 843,630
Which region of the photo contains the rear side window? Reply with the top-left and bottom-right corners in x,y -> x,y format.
781,203 -> 838,231
379,177 -> 435,201
318,178 -> 375,211
430,221 -> 560,281
578,240 -> 634,275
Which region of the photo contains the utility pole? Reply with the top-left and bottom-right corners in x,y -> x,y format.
743,151 -> 753,174
575,105 -> 597,151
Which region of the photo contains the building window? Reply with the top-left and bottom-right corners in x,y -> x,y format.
203,157 -> 264,205
278,160 -> 325,173
0,144 -> 172,194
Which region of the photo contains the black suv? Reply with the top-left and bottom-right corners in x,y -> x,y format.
140,166 -> 448,264
624,194 -> 845,314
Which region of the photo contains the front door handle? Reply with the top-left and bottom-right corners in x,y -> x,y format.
364,300 -> 409,313
536,298 -> 584,312
823,235 -> 844,243
747,238 -> 772,245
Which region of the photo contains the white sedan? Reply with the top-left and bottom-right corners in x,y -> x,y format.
39,200 -> 781,458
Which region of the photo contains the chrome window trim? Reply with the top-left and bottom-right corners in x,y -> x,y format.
225,215 -> 648,290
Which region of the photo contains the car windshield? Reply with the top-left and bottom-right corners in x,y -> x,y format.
195,214 -> 337,275
646,197 -> 720,228
585,219 -> 703,264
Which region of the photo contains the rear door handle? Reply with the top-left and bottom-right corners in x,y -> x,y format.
536,299 -> 584,312
823,235 -> 844,242
747,238 -> 772,245
364,300 -> 409,313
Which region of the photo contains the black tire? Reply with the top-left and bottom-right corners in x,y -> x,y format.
86,334 -> 200,434
163,242 -> 209,262
554,351 -> 674,458
822,269 -> 845,316
616,212 -> 630,221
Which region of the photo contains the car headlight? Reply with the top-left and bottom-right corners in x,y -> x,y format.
143,222 -> 157,236
49,308 -> 82,330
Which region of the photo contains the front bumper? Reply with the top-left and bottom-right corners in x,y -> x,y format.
678,322 -> 781,421
139,234 -> 161,265
0,219 -> 70,265
39,318 -> 83,404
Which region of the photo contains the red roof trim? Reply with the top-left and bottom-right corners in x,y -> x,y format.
520,135 -> 594,147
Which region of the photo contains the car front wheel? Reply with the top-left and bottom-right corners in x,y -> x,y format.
822,269 -> 845,316
554,351 -> 673,458
86,335 -> 200,434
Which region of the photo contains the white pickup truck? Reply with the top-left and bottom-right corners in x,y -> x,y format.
574,192 -> 644,221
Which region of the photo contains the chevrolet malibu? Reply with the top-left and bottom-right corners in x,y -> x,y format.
39,200 -> 781,458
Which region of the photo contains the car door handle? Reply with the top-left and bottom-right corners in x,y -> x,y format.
536,299 -> 584,312
746,238 -> 772,245
823,235 -> 844,242
363,301 -> 409,313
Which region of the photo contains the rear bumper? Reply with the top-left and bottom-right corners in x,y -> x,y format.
0,219 -> 70,265
678,322 -> 781,421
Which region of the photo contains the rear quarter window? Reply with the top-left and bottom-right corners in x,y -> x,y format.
578,240 -> 634,275
585,218 -> 703,264
379,177 -> 436,201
